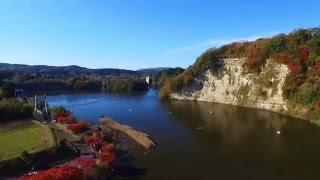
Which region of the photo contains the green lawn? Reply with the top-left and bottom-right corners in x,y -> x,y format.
0,120 -> 56,160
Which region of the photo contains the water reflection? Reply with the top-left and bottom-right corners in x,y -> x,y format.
46,90 -> 320,179
159,100 -> 320,179
162,100 -> 288,143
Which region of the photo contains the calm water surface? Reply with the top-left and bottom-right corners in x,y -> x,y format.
47,89 -> 320,180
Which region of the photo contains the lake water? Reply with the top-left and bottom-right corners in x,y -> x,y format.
47,89 -> 320,180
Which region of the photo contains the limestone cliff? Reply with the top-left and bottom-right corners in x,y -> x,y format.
170,58 -> 290,113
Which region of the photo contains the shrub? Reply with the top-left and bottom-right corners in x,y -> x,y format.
0,99 -> 33,121
315,100 -> 320,110
297,45 -> 309,62
0,82 -> 15,99
57,115 -> 76,124
66,121 -> 87,133
152,68 -> 184,88
56,164 -> 84,180
287,62 -> 300,70
278,53 -> 291,64
20,168 -> 59,180
84,135 -> 96,146
293,82 -> 320,105
50,106 -> 71,120
103,77 -> 148,92
309,64 -> 320,75
67,77 -> 102,90
74,157 -> 97,175
97,143 -> 115,167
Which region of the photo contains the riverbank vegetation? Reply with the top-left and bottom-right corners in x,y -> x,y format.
0,99 -> 33,121
66,76 -> 102,90
159,26 -> 320,123
152,67 -> 184,88
103,77 -> 149,91
159,49 -> 221,98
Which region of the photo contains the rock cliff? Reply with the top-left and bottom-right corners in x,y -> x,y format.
170,58 -> 290,113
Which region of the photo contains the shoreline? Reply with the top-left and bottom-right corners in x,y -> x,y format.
169,97 -> 317,126
0,118 -> 154,178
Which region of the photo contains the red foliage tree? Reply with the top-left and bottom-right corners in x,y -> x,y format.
297,45 -> 309,62
245,52 -> 256,66
92,131 -> 102,140
310,64 -> 320,75
53,111 -> 64,120
74,157 -> 97,175
100,143 -> 114,153
56,164 -> 84,180
66,121 -> 87,133
84,135 -> 96,146
279,53 -> 290,64
84,131 -> 104,147
287,62 -> 300,70
315,100 -> 320,110
97,143 -> 115,167
20,164 -> 84,180
20,168 -> 59,180
57,115 -> 76,124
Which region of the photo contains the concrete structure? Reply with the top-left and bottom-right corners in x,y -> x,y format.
146,76 -> 152,86
14,89 -> 24,98
34,94 -> 48,113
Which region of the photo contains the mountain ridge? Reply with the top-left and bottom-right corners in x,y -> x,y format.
0,63 -> 178,76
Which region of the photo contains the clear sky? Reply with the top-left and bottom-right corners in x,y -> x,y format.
0,0 -> 319,70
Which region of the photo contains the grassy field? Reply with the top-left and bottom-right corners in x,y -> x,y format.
0,120 -> 56,160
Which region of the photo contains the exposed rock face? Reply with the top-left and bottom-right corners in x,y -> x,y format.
170,58 -> 290,113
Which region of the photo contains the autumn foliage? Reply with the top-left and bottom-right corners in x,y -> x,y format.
278,53 -> 291,64
20,168 -> 59,180
53,111 -> 64,120
20,105 -> 116,179
310,64 -> 320,75
84,135 -> 96,146
297,46 -> 309,62
83,131 -> 116,167
57,115 -> 76,124
19,165 -> 84,180
50,106 -> 71,120
74,157 -> 97,175
66,121 -> 87,133
97,143 -> 116,167
315,100 -> 320,110
84,131 -> 102,146
287,62 -> 300,70
56,165 -> 84,180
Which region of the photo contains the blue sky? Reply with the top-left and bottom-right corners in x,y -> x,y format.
0,0 -> 319,70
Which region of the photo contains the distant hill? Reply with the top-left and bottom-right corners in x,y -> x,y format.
137,67 -> 171,74
0,63 -> 182,76
0,63 -> 139,76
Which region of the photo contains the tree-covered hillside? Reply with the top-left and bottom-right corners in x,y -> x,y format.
152,67 -> 184,88
160,27 -> 320,122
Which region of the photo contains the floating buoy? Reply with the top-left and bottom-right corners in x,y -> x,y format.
129,109 -> 132,112
276,130 -> 281,135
